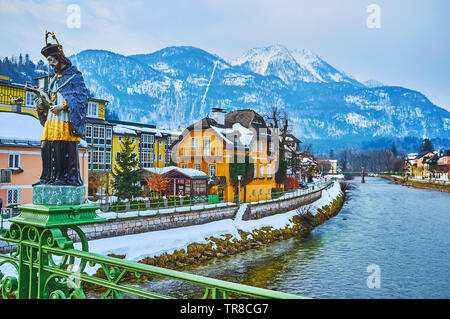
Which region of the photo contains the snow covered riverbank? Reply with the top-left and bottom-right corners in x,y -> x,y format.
0,182 -> 343,278
81,181 -> 342,274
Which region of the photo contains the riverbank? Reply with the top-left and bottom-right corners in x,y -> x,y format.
83,182 -> 345,291
380,175 -> 450,193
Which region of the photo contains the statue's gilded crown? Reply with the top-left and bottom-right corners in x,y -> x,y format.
41,31 -> 65,58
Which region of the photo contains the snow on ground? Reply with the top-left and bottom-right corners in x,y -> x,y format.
0,182 -> 342,277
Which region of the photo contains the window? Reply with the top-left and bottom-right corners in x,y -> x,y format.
105,152 -> 111,164
0,169 -> 12,183
86,126 -> 92,138
142,134 -> 154,149
268,165 -> 272,178
260,189 -> 263,195
194,164 -> 201,171
99,127 -> 105,139
259,165 -> 264,178
254,164 -> 257,178
93,151 -> 104,164
159,154 -> 163,161
88,102 -> 99,118
153,153 -> 157,161
106,128 -> 112,139
8,153 -> 20,169
7,188 -> 20,205
209,164 -> 216,177
141,150 -> 153,168
191,138 -> 198,149
93,126 -> 99,138
181,164 -> 188,169
203,137 -> 211,156
25,92 -> 35,107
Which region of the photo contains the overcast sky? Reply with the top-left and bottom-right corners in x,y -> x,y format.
1,0 -> 449,111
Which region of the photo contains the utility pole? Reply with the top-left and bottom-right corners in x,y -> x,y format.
237,175 -> 242,205
361,166 -> 365,183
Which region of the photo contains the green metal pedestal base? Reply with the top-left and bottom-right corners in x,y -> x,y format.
10,203 -> 107,228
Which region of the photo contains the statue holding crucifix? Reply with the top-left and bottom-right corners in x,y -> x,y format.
28,31 -> 88,188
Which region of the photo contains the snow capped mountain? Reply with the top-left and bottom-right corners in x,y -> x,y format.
231,45 -> 303,85
363,79 -> 385,88
232,45 -> 362,86
67,45 -> 450,151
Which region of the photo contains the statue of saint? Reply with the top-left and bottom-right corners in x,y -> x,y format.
31,31 -> 88,187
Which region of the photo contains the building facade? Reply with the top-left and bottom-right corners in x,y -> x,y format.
171,108 -> 277,203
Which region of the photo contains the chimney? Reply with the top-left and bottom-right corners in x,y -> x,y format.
212,107 -> 225,125
11,98 -> 23,113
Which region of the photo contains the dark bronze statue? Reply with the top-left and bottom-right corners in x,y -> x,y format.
30,31 -> 88,187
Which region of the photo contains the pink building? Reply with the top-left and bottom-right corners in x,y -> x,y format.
0,111 -> 88,208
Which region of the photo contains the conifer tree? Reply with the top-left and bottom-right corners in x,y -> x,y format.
229,154 -> 254,201
112,137 -> 142,201
418,138 -> 434,153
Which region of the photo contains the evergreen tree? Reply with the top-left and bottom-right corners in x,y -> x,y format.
391,142 -> 398,158
275,159 -> 288,186
112,137 -> 142,201
229,154 -> 254,201
418,138 -> 434,153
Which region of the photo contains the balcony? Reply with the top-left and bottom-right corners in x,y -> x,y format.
178,147 -> 224,162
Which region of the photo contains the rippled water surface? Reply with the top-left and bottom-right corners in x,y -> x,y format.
133,177 -> 450,298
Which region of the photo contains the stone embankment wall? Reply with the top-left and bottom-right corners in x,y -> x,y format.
244,188 -> 325,220
383,175 -> 450,193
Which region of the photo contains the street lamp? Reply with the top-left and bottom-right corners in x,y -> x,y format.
237,175 -> 242,205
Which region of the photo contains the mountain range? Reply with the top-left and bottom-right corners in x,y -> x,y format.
4,44 -> 449,153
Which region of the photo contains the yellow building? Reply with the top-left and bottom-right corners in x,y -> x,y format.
112,126 -> 140,170
0,75 -> 39,118
171,108 -> 277,203
410,151 -> 435,178
109,120 -> 181,169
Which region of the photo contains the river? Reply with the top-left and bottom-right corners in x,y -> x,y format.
130,177 -> 450,298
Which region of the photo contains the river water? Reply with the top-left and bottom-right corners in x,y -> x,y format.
133,177 -> 450,299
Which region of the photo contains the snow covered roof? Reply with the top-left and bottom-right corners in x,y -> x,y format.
0,111 -> 88,148
209,122 -> 255,147
142,166 -> 209,179
113,125 -> 138,136
0,112 -> 42,142
113,123 -> 181,138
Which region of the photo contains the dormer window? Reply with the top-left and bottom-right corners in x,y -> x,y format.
88,102 -> 99,118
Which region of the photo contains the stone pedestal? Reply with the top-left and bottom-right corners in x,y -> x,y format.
32,185 -> 86,205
